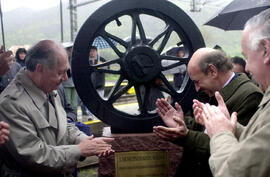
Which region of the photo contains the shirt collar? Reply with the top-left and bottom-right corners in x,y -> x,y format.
222,72 -> 235,88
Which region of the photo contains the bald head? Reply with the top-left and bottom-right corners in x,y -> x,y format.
188,48 -> 232,75
26,40 -> 67,72
187,48 -> 233,96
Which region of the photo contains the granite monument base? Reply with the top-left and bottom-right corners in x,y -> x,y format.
98,127 -> 183,177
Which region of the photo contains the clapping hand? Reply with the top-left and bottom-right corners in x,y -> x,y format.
156,98 -> 184,128
0,121 -> 9,146
79,135 -> 115,157
199,92 -> 237,138
154,99 -> 188,141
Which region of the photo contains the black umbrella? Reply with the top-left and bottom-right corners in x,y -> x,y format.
204,0 -> 270,30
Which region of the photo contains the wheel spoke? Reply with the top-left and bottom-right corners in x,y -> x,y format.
156,85 -> 173,95
92,59 -> 121,68
134,14 -> 147,44
105,32 -> 129,49
107,75 -> 125,103
159,73 -> 177,95
160,55 -> 189,62
92,68 -> 121,74
108,82 -> 133,104
100,33 -> 123,57
131,13 -> 137,45
142,85 -> 151,111
162,61 -> 186,71
157,26 -> 173,54
134,85 -> 146,113
149,25 -> 173,47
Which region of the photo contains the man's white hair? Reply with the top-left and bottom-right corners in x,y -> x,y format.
245,8 -> 270,51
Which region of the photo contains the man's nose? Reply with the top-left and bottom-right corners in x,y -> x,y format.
195,84 -> 200,92
62,72 -> 68,81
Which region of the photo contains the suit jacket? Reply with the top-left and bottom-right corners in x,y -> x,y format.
0,69 -> 88,177
174,73 -> 263,177
209,86 -> 270,177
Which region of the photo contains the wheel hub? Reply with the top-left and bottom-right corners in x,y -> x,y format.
123,46 -> 161,84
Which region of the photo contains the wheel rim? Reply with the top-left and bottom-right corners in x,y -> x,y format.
72,0 -> 205,132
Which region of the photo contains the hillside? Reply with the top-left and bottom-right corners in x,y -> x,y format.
1,0 -> 242,56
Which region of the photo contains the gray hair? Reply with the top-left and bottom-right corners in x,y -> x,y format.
199,49 -> 232,74
25,40 -> 64,71
245,8 -> 270,51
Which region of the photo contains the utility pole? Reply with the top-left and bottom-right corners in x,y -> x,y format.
190,0 -> 202,12
69,0 -> 78,42
60,0 -> 64,42
68,0 -> 100,42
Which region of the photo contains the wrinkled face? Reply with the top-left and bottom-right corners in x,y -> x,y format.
188,64 -> 216,97
90,49 -> 97,59
241,28 -> 266,91
19,52 -> 26,60
40,51 -> 69,93
232,63 -> 245,73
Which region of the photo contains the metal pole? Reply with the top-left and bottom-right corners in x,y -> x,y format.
69,0 -> 74,41
60,0 -> 64,42
0,0 -> 5,50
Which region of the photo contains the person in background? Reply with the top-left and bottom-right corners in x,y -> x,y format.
62,43 -> 78,111
79,46 -> 107,120
231,56 -> 253,79
58,84 -> 77,122
154,48 -> 262,177
195,8 -> 270,177
173,47 -> 187,90
15,48 -> 27,67
0,40 -> 114,177
231,56 -> 246,73
90,46 -> 106,97
0,46 -> 12,147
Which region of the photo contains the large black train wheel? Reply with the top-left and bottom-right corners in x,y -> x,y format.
72,0 -> 205,133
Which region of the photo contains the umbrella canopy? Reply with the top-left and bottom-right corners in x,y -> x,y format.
204,0 -> 270,30
92,36 -> 117,49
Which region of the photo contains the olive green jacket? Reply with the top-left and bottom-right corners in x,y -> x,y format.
0,69 -> 88,177
174,73 -> 263,177
209,85 -> 270,177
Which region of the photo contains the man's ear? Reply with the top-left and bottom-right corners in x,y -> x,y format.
36,63 -> 44,73
207,64 -> 218,78
261,39 -> 270,65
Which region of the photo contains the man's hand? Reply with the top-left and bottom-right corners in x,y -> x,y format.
156,98 -> 184,128
193,99 -> 205,126
0,121 -> 9,146
201,103 -> 237,138
78,136 -> 114,157
0,47 -> 13,77
153,115 -> 188,141
193,91 -> 231,126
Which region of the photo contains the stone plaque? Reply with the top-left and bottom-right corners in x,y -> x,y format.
115,150 -> 169,177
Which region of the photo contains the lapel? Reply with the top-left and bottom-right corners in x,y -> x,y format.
17,70 -> 67,142
47,97 -> 58,129
220,73 -> 249,102
16,69 -> 52,129
52,90 -> 67,144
